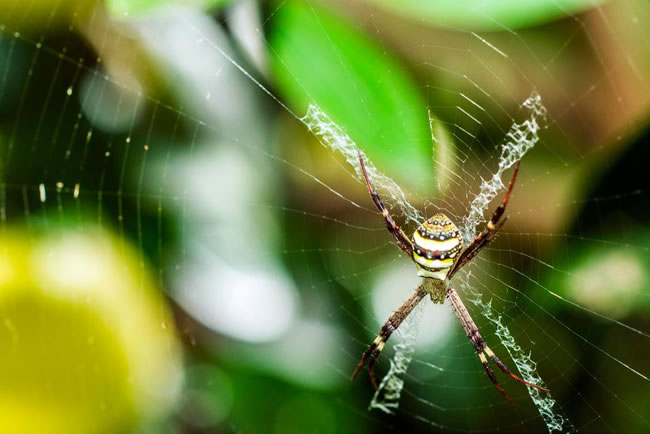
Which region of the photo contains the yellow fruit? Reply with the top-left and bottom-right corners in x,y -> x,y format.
0,228 -> 182,434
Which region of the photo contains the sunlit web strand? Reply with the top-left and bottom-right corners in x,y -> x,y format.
186,22 -> 302,122
486,248 -> 650,338
470,264 -> 649,429
475,255 -> 650,379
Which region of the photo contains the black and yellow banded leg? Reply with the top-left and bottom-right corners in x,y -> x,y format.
447,286 -> 548,404
351,326 -> 392,390
352,286 -> 427,389
484,346 -> 545,391
477,348 -> 513,404
448,161 -> 520,280
357,151 -> 414,257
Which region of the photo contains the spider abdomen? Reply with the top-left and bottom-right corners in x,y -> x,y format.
412,213 -> 463,281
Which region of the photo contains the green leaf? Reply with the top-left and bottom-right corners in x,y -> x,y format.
367,0 -> 606,31
268,1 -> 439,190
106,0 -> 230,17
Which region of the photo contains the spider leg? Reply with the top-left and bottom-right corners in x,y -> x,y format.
450,216 -> 509,275
478,352 -> 514,405
352,285 -> 427,389
449,161 -> 520,279
358,151 -> 413,257
446,286 -> 548,404
351,324 -> 392,390
484,346 -> 546,391
488,160 -> 520,230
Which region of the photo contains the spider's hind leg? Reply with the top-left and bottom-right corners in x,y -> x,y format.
484,346 -> 548,392
352,286 -> 427,390
446,286 -> 548,404
477,349 -> 515,405
351,330 -> 390,390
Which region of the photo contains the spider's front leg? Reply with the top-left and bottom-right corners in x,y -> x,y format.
449,161 -> 520,279
352,285 -> 426,389
357,151 -> 413,257
446,286 -> 548,404
353,152 -> 423,388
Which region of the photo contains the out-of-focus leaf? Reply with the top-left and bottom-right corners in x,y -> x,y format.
0,228 -> 182,434
268,1 -> 439,189
562,247 -> 648,318
537,228 -> 650,317
368,0 -> 606,31
0,0 -> 97,28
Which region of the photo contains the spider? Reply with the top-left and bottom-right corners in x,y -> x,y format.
351,152 -> 548,404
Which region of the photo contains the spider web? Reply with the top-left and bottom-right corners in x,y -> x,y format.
301,92 -> 567,432
1,0 -> 649,433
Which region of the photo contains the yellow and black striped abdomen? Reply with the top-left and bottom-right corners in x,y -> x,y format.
412,213 -> 463,281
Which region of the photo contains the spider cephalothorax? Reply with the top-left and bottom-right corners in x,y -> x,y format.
352,152 -> 548,403
412,213 -> 463,283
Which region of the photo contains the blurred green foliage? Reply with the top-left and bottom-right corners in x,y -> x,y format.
107,0 -> 232,16
368,0 -> 607,30
268,1 -> 437,189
